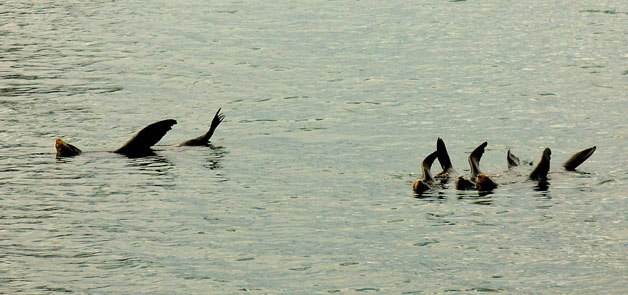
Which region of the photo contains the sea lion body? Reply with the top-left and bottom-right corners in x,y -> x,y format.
55,109 -> 224,158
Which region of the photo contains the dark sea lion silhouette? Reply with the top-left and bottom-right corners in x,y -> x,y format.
113,119 -> 178,157
528,148 -> 552,181
563,146 -> 596,171
413,150 -> 439,194
508,146 -> 595,181
177,109 -> 225,147
434,137 -> 456,180
507,149 -> 520,168
55,108 -> 224,158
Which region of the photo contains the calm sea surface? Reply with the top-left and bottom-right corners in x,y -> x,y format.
1,1 -> 627,294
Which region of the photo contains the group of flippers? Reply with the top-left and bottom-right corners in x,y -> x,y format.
55,109 -> 225,158
54,109 -> 597,195
413,138 -> 597,194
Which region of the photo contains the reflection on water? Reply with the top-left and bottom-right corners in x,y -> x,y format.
534,180 -> 550,192
202,144 -> 227,170
458,193 -> 495,206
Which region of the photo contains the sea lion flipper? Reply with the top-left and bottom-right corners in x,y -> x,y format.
469,142 -> 487,179
563,146 -> 596,171
115,119 -> 177,156
507,149 -> 520,168
179,108 -> 225,146
55,138 -> 82,157
436,137 -> 455,173
413,150 -> 439,193
422,150 -> 439,183
529,148 -> 551,181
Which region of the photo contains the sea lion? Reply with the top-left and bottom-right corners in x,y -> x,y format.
456,142 -> 497,191
55,138 -> 82,157
55,109 -> 224,158
508,146 -> 595,172
413,150 -> 439,194
508,146 -> 595,181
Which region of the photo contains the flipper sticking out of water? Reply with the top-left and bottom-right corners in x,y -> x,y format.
469,142 -> 487,180
509,146 -> 595,175
507,149 -> 520,168
456,142 -> 497,191
114,119 -> 178,157
413,150 -> 439,194
529,148 -> 551,181
55,109 -> 224,158
434,137 -> 456,180
563,146 -> 596,171
178,108 -> 225,146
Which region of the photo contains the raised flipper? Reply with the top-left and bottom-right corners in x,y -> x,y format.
563,146 -> 596,171
469,142 -> 488,180
413,150 -> 438,193
435,137 -> 456,178
114,119 -> 177,157
529,148 -> 551,181
55,138 -> 82,157
179,108 -> 225,146
507,149 -> 520,168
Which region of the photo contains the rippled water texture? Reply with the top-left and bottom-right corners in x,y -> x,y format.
1,1 -> 627,294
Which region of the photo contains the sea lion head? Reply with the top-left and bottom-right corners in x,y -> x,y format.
455,176 -> 475,190
476,173 -> 498,191
55,138 -> 82,157
413,179 -> 431,194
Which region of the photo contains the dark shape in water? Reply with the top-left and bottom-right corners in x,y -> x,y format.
434,137 -> 456,180
563,146 -> 596,171
507,149 -> 520,168
55,108 -> 224,158
456,141 -> 497,192
529,148 -> 552,181
178,108 -> 225,146
114,119 -> 178,157
413,150 -> 439,194
55,138 -> 82,157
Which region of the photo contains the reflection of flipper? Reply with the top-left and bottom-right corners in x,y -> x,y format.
55,138 -> 82,157
179,108 -> 225,146
563,146 -> 596,171
529,148 -> 551,181
469,142 -> 487,180
115,119 -> 177,157
507,149 -> 520,168
413,150 -> 438,193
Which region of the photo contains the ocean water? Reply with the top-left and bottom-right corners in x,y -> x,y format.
1,1 -> 627,294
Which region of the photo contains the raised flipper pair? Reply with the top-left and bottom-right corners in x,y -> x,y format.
55,108 -> 224,158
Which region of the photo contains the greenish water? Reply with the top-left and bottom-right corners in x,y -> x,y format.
1,1 -> 626,294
